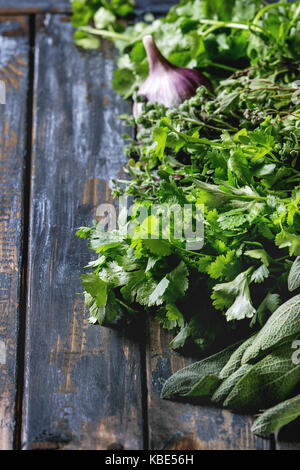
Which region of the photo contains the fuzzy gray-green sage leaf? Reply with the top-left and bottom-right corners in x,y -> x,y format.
252,394 -> 300,437
288,258 -> 300,292
161,340 -> 242,399
224,340 -> 300,413
242,295 -> 300,364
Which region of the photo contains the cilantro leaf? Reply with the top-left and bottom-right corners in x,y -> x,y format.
165,261 -> 189,302
212,269 -> 256,321
275,231 -> 300,256
81,273 -> 108,308
207,250 -> 236,280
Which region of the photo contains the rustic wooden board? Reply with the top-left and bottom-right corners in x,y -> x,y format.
0,15 -> 29,450
147,320 -> 272,450
21,15 -> 143,450
0,1 -> 71,14
0,0 -> 176,14
135,0 -> 177,13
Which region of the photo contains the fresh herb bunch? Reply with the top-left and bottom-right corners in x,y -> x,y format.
162,294 -> 300,436
78,75 -> 300,352
73,0 -> 300,97
76,0 -> 300,354
74,0 -> 300,437
71,0 -> 135,49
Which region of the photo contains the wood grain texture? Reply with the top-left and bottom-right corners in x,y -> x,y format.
0,1 -> 71,14
0,0 -> 176,14
21,14 -> 143,450
0,16 -> 29,450
135,0 -> 177,13
147,320 -> 271,450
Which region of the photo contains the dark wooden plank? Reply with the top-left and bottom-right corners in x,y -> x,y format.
147,320 -> 272,450
0,1 -> 71,14
135,0 -> 177,13
0,0 -> 177,15
22,14 -> 143,450
0,15 -> 29,450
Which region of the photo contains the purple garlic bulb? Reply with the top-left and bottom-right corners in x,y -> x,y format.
133,35 -> 213,118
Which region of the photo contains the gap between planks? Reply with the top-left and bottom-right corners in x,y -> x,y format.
12,13 -> 35,451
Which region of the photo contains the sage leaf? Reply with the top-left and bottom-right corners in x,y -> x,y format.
288,257 -> 300,292
212,364 -> 253,405
242,295 -> 300,364
252,394 -> 300,437
161,340 -> 242,399
224,341 -> 300,413
185,374 -> 220,397
220,333 -> 258,379
254,292 -> 281,327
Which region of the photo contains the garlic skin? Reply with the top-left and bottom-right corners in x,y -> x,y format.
133,35 -> 212,118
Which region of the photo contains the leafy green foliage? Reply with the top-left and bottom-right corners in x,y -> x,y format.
207,250 -> 236,280
252,394 -> 300,437
71,0 -> 134,50
219,333 -> 258,379
72,0 -> 300,96
76,0 -> 300,352
252,291 -> 281,327
164,328 -> 300,432
288,257 -> 300,292
164,334 -> 300,415
242,294 -> 300,364
74,0 -> 300,437
161,340 -> 242,398
212,363 -> 253,405
224,340 -> 300,413
212,269 -> 256,321
81,273 -> 108,307
71,0 -> 134,27
276,230 -> 300,256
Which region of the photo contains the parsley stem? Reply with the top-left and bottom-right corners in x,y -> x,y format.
163,122 -> 222,148
286,4 -> 300,35
79,26 -> 135,42
176,245 -> 213,258
198,19 -> 263,34
231,194 -> 288,204
273,256 -> 289,263
207,62 -> 239,73
115,298 -> 137,313
253,2 -> 288,25
181,117 -> 230,132
211,117 -> 238,131
286,177 -> 300,183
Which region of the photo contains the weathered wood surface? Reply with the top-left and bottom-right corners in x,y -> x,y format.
0,1 -> 71,14
135,0 -> 177,13
147,320 -> 272,450
21,14 -> 143,450
0,15 -> 29,450
0,0 -> 177,14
